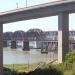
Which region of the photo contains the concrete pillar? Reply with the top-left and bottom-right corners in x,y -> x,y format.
58,12 -> 69,63
3,40 -> 7,47
0,23 -> 3,75
11,40 -> 17,49
23,41 -> 29,51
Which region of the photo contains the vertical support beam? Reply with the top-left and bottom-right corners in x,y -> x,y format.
0,23 -> 3,75
58,12 -> 69,63
11,40 -> 17,49
23,41 -> 29,51
3,40 -> 7,47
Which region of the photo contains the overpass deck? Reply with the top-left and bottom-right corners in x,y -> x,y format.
0,0 -> 75,23
0,0 -> 75,16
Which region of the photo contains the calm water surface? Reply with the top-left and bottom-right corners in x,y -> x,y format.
3,47 -> 57,64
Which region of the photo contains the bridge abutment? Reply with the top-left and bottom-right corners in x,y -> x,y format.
58,12 -> 69,63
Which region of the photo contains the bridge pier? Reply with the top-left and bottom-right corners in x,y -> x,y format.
0,23 -> 3,75
23,41 -> 29,51
58,12 -> 69,63
11,40 -> 17,49
3,40 -> 7,47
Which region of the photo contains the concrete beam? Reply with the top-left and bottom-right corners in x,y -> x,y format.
58,12 -> 69,63
0,23 -> 3,75
0,0 -> 75,23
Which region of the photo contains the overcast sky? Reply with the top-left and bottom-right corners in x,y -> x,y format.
0,0 -> 75,32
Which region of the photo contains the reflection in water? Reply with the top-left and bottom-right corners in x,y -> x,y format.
3,47 -> 57,64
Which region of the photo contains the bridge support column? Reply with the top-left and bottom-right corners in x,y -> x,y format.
3,40 -> 7,47
23,41 -> 29,51
58,12 -> 69,63
11,40 -> 17,49
0,23 -> 3,75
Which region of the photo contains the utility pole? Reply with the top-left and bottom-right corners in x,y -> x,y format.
26,0 -> 27,7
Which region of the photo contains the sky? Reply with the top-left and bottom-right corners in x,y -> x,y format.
0,0 -> 75,32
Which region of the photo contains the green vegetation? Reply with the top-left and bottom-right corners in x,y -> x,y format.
4,65 -> 63,75
50,52 -> 75,75
63,52 -> 75,75
4,52 -> 75,75
4,63 -> 39,72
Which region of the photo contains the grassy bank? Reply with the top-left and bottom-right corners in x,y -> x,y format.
4,52 -> 75,75
4,63 -> 39,72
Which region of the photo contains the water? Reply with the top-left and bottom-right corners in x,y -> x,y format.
3,47 -> 57,64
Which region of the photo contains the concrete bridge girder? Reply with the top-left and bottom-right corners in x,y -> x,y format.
0,0 -> 75,23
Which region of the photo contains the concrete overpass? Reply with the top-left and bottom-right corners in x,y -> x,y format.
0,0 -> 75,74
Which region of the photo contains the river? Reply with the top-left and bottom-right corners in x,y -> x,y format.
3,47 -> 57,64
